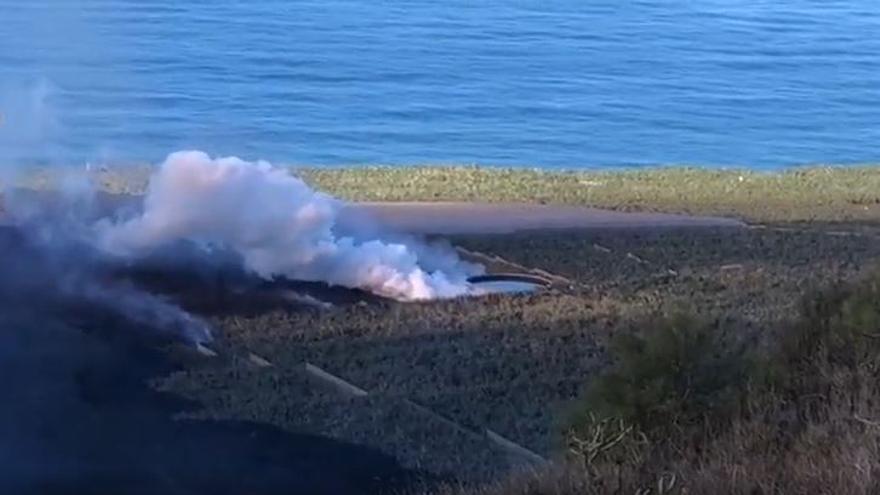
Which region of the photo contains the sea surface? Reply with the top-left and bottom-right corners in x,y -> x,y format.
2,1 -> 879,169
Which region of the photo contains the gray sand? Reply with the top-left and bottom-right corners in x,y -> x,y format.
341,201 -> 745,235
1,191 -> 744,234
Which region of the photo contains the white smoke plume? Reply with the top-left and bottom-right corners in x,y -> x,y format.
95,150 -> 481,300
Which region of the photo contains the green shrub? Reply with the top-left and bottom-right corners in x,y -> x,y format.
569,312 -> 750,438
788,276 -> 880,367
442,274 -> 880,495
758,273 -> 880,423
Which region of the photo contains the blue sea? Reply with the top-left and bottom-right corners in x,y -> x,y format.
2,1 -> 879,169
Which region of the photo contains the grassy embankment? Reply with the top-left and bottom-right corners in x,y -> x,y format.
299,165 -> 880,224
77,164 -> 880,224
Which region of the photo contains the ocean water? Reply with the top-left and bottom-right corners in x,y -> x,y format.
2,0 -> 879,169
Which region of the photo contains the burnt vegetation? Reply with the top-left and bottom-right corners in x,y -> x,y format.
145,225 -> 880,493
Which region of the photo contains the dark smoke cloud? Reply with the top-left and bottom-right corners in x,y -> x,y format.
0,200 -> 213,346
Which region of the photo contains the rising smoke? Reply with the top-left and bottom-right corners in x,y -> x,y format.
94,150 -> 481,301
0,148 -> 482,346
0,186 -> 214,345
